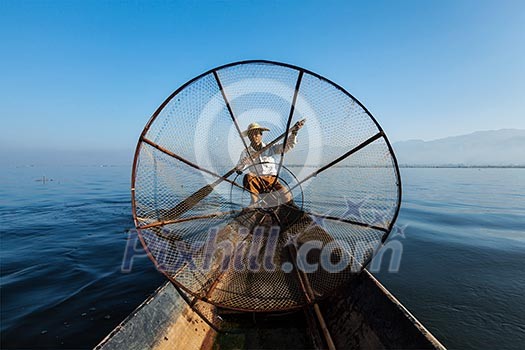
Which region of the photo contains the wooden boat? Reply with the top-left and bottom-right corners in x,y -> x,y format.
112,60 -> 446,349
95,268 -> 445,349
106,187 -> 446,350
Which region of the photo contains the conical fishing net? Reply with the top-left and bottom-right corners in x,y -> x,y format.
132,61 -> 401,312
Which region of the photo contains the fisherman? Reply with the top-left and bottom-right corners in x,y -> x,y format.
236,120 -> 305,207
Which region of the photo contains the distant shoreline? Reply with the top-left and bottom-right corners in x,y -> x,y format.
398,165 -> 525,169
7,164 -> 525,169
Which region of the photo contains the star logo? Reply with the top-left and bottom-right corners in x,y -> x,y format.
308,208 -> 332,229
341,197 -> 366,220
391,223 -> 408,238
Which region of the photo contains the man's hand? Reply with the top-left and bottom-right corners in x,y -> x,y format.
291,119 -> 306,134
238,156 -> 252,168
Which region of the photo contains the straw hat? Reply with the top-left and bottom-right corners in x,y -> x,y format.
241,122 -> 270,137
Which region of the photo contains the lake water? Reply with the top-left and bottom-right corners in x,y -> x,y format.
1,166 -> 524,349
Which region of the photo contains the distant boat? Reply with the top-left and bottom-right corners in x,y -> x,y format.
35,175 -> 53,183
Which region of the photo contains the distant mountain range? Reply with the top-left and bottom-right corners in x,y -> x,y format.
392,129 -> 525,166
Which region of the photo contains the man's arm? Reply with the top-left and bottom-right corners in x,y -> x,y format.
270,119 -> 305,155
236,149 -> 248,171
270,133 -> 297,155
236,149 -> 255,175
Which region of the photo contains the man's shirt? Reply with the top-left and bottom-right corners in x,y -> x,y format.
236,134 -> 298,176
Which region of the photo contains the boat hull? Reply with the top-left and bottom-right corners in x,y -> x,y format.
95,270 -> 445,349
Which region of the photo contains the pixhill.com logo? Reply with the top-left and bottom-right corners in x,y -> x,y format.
122,196 -> 406,275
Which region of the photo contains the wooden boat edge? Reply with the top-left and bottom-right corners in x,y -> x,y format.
95,269 -> 446,349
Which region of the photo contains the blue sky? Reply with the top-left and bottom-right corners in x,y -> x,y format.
1,0 -> 524,154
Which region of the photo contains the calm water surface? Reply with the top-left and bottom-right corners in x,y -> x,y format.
375,168 -> 525,349
1,166 -> 524,349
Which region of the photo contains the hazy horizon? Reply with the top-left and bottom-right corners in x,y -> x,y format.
2,128 -> 524,167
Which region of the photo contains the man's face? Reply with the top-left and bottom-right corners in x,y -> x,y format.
248,130 -> 263,146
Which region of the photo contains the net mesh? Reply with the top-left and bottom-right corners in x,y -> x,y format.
132,61 -> 401,312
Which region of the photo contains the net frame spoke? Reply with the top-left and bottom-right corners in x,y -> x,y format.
270,70 -> 304,192
305,210 -> 389,233
212,70 -> 265,182
141,137 -> 248,193
284,131 -> 384,195
137,209 -> 242,229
